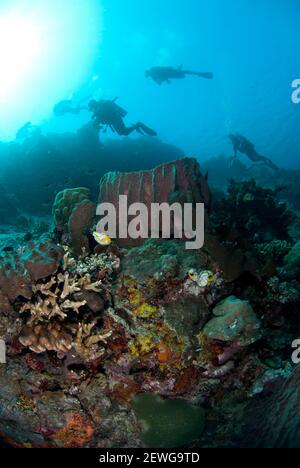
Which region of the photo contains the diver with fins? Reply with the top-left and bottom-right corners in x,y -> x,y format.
228,134 -> 278,171
88,98 -> 157,137
145,66 -> 214,85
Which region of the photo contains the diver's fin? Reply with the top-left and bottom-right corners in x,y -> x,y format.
138,123 -> 157,137
197,72 -> 214,79
136,126 -> 144,135
185,71 -> 214,79
263,157 -> 279,171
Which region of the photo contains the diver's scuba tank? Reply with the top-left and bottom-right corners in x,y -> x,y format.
110,98 -> 128,118
97,98 -> 128,124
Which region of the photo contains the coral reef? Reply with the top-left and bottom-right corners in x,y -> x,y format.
0,235 -> 63,303
0,185 -> 19,224
1,158 -> 300,448
203,296 -> 261,345
212,179 -> 295,245
284,241 -> 300,278
53,188 -> 96,256
240,364 -> 300,447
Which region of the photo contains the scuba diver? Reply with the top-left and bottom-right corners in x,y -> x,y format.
145,66 -> 214,85
53,96 -> 90,117
88,98 -> 157,137
16,122 -> 41,140
228,134 -> 278,171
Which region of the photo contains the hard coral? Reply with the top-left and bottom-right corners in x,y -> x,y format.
203,296 -> 262,346
212,179 -> 295,244
17,252 -> 115,361
19,322 -> 74,353
53,188 -> 96,257
74,320 -> 111,361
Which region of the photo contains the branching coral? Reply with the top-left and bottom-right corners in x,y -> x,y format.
17,250 -> 118,361
74,321 -> 112,361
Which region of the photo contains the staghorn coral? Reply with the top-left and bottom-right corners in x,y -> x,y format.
19,272 -> 88,325
17,251 -> 117,361
20,296 -> 67,324
74,320 -> 112,361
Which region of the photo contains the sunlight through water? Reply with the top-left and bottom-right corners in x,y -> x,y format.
0,0 -> 102,140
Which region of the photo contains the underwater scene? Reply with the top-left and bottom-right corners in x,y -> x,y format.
1,0 -> 300,451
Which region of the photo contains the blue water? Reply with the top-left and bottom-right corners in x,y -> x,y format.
0,0 -> 300,166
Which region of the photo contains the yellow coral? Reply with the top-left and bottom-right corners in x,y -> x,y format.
129,333 -> 157,358
128,287 -> 142,306
133,303 -> 159,319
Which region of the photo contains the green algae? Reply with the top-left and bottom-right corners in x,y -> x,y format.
132,393 -> 205,448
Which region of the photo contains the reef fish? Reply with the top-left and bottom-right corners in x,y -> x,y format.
188,269 -> 215,288
93,231 -> 112,246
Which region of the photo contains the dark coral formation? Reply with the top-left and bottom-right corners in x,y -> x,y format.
0,131 -> 184,217
0,236 -> 64,303
53,188 -> 96,256
212,179 -> 295,245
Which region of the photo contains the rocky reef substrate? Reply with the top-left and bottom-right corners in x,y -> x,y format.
0,157 -> 300,448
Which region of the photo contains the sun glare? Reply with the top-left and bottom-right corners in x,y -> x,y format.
0,0 -> 102,140
0,14 -> 42,102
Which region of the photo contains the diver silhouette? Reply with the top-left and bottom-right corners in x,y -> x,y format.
228,134 -> 278,171
53,96 -> 90,117
16,122 -> 41,140
145,66 -> 214,85
88,98 -> 157,137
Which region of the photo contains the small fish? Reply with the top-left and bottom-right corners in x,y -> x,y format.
93,231 -> 112,246
188,269 -> 215,288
